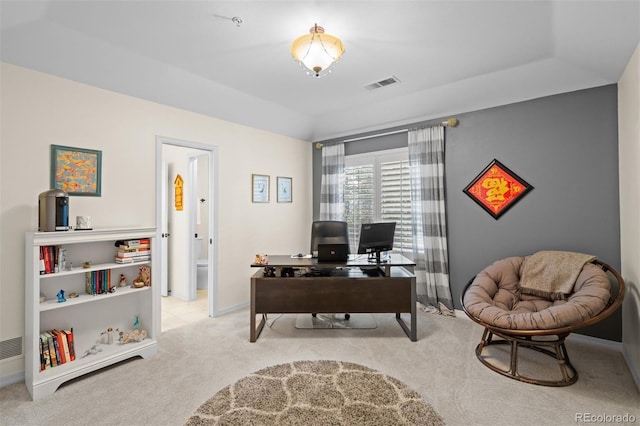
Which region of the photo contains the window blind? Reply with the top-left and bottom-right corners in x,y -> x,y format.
380,159 -> 412,253
344,149 -> 413,256
344,163 -> 374,252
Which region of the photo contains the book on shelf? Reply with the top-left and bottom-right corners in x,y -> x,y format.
43,331 -> 57,367
52,329 -> 70,364
39,245 -> 67,274
63,329 -> 76,361
39,248 -> 45,275
43,246 -> 50,274
117,247 -> 150,256
39,328 -> 75,370
39,334 -> 50,370
52,330 -> 65,364
85,269 -> 112,295
115,256 -> 151,263
42,246 -> 52,275
116,250 -> 150,258
51,331 -> 61,366
119,239 -> 150,249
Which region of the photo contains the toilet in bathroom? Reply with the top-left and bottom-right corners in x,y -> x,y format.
195,237 -> 208,290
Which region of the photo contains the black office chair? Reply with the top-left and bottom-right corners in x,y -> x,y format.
310,220 -> 350,258
310,220 -> 350,320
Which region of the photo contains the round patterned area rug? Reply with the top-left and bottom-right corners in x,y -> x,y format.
185,360 -> 444,426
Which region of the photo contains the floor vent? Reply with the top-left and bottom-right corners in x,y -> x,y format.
0,337 -> 23,360
364,76 -> 400,90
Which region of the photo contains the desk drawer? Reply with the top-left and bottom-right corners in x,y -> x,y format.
252,277 -> 412,313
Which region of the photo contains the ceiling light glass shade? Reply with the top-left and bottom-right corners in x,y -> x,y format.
290,24 -> 345,78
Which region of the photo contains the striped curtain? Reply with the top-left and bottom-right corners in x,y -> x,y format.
408,127 -> 454,315
319,143 -> 345,221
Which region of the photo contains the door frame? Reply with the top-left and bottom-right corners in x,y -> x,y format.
155,136 -> 219,318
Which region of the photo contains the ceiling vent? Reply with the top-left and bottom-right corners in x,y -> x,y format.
364,76 -> 401,91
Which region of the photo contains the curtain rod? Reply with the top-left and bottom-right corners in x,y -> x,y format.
315,117 -> 458,149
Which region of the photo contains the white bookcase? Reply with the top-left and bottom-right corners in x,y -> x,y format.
25,227 -> 159,400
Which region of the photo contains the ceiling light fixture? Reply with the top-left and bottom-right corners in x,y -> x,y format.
290,24 -> 345,78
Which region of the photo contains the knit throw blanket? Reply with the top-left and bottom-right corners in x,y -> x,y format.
520,251 -> 596,300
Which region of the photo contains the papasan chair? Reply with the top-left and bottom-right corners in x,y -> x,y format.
462,251 -> 625,386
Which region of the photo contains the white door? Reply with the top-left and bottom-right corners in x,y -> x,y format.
187,154 -> 199,301
160,159 -> 169,297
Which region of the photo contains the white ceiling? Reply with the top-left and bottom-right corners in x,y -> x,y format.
1,1 -> 639,142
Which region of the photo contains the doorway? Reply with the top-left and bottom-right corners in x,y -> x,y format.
155,136 -> 219,332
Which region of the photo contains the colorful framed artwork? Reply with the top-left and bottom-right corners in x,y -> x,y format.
252,174 -> 270,203
463,159 -> 533,219
50,145 -> 102,196
277,176 -> 292,203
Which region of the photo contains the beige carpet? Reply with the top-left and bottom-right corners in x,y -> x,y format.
185,360 -> 444,425
1,309 -> 638,425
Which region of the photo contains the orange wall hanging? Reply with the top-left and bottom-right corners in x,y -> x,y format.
463,159 -> 533,219
174,174 -> 184,211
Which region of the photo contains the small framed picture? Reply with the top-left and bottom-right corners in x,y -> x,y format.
252,174 -> 270,203
277,176 -> 292,203
50,145 -> 102,196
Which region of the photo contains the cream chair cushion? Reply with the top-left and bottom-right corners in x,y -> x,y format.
463,256 -> 610,330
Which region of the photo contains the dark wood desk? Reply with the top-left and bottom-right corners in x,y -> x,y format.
250,254 -> 416,342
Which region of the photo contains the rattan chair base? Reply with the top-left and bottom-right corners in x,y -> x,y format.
475,328 -> 578,387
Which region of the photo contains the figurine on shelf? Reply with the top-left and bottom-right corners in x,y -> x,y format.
118,329 -> 147,344
141,265 -> 151,286
57,289 -> 66,303
118,274 -> 128,287
81,341 -> 103,358
100,327 -> 118,344
132,265 -> 151,288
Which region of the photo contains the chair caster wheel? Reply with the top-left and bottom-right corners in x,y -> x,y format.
344,313 -> 350,320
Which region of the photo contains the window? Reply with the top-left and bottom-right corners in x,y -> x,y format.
344,148 -> 413,257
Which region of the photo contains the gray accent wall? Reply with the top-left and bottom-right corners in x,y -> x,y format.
313,85 -> 622,341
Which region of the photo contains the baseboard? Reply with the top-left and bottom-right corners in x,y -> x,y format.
566,332 -> 623,351
0,370 -> 24,389
454,309 -> 470,319
213,301 -> 249,317
622,346 -> 640,392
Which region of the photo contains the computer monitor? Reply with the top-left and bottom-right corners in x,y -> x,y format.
310,221 -> 350,258
357,222 -> 396,263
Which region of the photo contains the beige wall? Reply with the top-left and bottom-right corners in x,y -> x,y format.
0,63 -> 312,380
618,43 -> 640,388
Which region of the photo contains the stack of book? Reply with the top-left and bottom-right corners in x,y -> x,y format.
40,328 -> 75,371
115,238 -> 150,263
